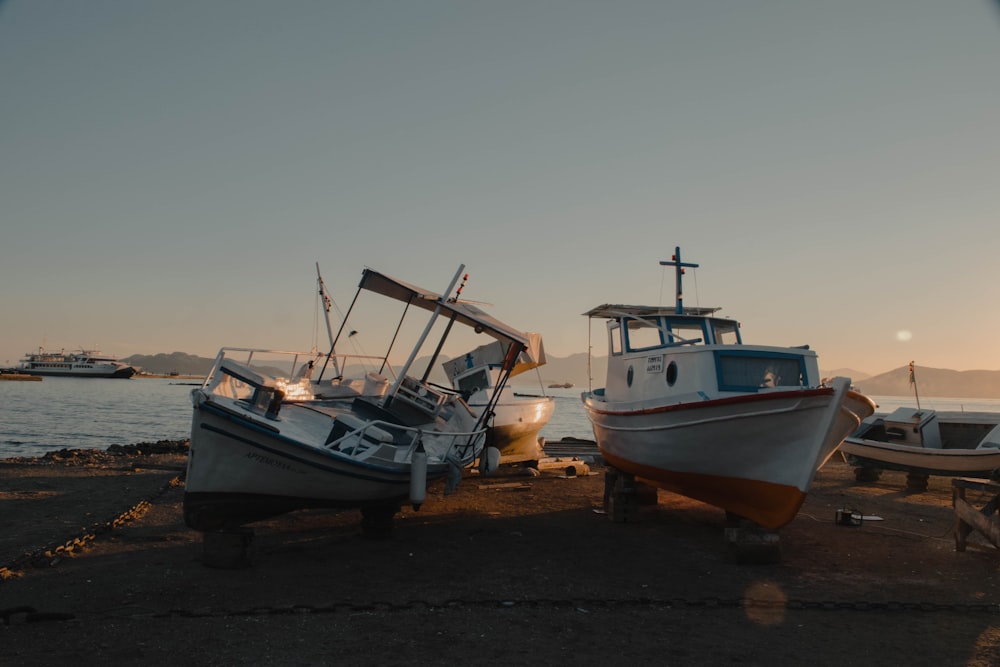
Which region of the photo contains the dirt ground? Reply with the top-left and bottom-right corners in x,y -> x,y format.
2,443 -> 1000,666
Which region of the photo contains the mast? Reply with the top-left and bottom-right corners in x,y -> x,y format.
315,262 -> 340,378
909,361 -> 921,411
659,246 -> 699,314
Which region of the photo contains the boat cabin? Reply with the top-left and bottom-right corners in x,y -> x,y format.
442,340 -> 509,401
586,304 -> 819,403
880,407 -> 943,449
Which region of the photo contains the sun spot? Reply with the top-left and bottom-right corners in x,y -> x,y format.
743,580 -> 787,626
896,330 -> 912,342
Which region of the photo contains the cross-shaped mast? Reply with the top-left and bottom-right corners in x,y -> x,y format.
659,246 -> 699,314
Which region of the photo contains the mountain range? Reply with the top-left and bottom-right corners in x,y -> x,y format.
123,352 -> 1000,398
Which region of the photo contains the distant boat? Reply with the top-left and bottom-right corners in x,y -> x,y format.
15,348 -> 136,379
581,247 -> 876,531
0,369 -> 42,382
548,382 -> 573,389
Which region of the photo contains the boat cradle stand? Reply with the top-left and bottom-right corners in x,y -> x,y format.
602,467 -> 658,523
723,513 -> 781,564
953,477 -> 1000,552
604,466 -> 781,564
602,467 -> 780,563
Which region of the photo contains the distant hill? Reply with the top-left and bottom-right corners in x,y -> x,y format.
821,368 -> 871,382
855,365 -> 1000,398
124,353 -> 1000,398
124,352 -> 215,376
124,350 -> 604,388
125,352 -> 299,379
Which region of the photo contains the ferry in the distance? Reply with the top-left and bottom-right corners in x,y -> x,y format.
15,348 -> 137,378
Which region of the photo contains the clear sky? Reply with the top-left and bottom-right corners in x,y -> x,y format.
2,1 -> 998,376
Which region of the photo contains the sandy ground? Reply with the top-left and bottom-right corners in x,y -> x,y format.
2,444 -> 1000,666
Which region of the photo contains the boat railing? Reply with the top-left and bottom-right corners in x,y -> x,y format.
203,347 -> 399,387
326,414 -> 486,464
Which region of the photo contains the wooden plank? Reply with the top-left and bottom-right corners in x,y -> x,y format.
953,477 -> 1000,494
954,484 -> 971,552
953,496 -> 1000,550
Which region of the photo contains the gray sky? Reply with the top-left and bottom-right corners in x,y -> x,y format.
2,1 -> 998,375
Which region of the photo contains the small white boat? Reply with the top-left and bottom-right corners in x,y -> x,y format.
184,265 -> 541,536
841,407 -> 1000,480
442,338 -> 555,463
15,348 -> 136,378
581,247 -> 876,530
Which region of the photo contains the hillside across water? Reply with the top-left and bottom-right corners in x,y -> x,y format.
123,353 -> 1000,399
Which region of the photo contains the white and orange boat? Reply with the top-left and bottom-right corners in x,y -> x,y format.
442,339 -> 554,463
581,247 -> 876,531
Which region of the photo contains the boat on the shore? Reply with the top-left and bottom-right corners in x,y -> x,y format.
442,339 -> 555,463
581,247 -> 877,531
13,348 -> 136,379
841,407 -> 1000,481
184,265 -> 541,536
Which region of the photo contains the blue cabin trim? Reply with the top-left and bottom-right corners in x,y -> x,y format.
713,349 -> 811,393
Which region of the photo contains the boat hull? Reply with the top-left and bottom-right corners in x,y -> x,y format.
184,400 -> 450,531
840,439 -> 1000,478
841,410 -> 1000,478
583,380 -> 874,529
17,366 -> 136,378
475,395 -> 555,462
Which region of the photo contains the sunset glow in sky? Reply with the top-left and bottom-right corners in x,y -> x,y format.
2,2 -> 998,376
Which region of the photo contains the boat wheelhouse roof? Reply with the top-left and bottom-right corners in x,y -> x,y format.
583,303 -> 722,319
358,268 -> 538,355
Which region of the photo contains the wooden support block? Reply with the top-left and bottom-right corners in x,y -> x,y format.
725,514 -> 781,564
952,478 -> 1000,552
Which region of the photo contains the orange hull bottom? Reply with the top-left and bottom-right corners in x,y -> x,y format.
603,452 -> 807,530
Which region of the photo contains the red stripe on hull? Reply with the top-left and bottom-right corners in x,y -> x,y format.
586,386 -> 835,418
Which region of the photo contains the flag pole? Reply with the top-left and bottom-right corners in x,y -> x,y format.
909,361 -> 921,411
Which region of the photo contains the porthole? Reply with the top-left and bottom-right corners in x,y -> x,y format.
626,365 -> 634,387
666,360 -> 678,386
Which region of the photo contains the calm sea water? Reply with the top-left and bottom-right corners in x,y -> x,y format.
0,377 -> 196,459
2,378 -> 999,460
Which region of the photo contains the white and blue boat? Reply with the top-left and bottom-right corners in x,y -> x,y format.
582,247 -> 876,530
841,407 -> 1000,482
184,266 -> 540,536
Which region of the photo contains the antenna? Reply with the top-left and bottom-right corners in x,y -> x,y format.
659,246 -> 699,314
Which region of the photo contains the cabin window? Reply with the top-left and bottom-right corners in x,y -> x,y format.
713,320 -> 741,345
715,352 -> 807,392
456,369 -> 490,397
610,323 -> 623,356
624,318 -> 663,352
665,321 -> 704,346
